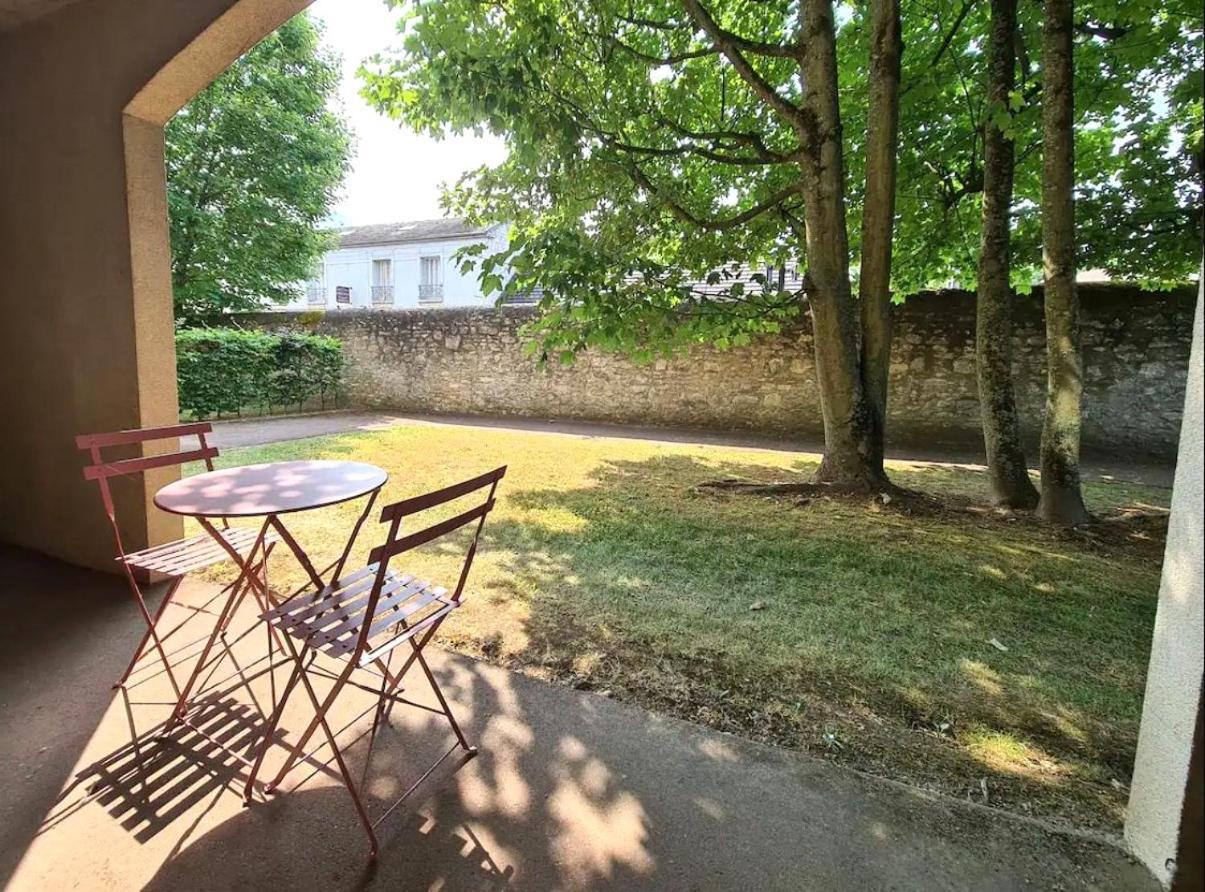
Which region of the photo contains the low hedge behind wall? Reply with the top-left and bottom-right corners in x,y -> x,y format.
176,328 -> 343,420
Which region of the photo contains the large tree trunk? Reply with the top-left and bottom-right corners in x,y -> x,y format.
857,0 -> 902,476
976,0 -> 1040,508
1038,0 -> 1089,525
799,0 -> 886,489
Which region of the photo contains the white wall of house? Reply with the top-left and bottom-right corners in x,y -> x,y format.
274,224 -> 509,311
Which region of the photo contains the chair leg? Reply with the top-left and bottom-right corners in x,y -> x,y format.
255,643 -> 474,859
360,650 -> 399,790
243,646 -> 306,804
115,575 -> 183,689
412,645 -> 474,753
266,561 -> 276,714
120,571 -> 184,702
263,654 -> 356,793
161,568 -> 250,735
279,635 -> 380,857
307,678 -> 381,859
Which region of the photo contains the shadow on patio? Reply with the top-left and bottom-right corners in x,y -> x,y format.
0,544 -> 1158,891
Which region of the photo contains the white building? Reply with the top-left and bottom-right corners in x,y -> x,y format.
276,218 -> 511,311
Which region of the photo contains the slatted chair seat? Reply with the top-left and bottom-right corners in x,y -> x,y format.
263,563 -> 455,666
121,527 -> 280,577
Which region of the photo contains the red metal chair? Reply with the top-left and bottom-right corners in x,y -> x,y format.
244,465 -> 506,858
76,422 -> 277,698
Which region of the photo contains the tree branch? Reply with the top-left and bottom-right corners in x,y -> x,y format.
604,136 -> 790,166
679,0 -> 815,140
607,37 -> 720,66
653,113 -> 800,160
663,1 -> 801,59
709,31 -> 801,59
617,13 -> 684,31
627,161 -> 801,230
931,0 -> 977,68
779,205 -> 807,240
1075,20 -> 1131,40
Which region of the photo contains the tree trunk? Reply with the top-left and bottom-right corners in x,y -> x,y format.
976,0 -> 1040,508
1038,0 -> 1089,525
857,0 -> 902,476
799,0 -> 887,489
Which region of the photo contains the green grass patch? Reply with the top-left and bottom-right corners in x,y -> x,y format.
190,422 -> 1169,829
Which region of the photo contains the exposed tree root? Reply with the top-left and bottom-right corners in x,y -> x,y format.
694,477 -> 943,513
696,478 -> 880,497
695,477 -> 1169,555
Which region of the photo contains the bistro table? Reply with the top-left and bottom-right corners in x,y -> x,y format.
153,460 -> 388,739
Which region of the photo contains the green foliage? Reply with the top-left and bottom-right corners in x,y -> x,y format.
362,0 -> 808,361
167,13 -> 352,324
876,0 -> 1203,291
360,0 -> 1201,358
176,328 -> 344,419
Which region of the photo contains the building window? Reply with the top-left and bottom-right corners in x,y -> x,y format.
371,258 -> 393,304
419,256 -> 443,303
303,267 -> 326,305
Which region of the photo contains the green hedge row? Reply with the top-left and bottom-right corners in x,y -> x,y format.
176,328 -> 344,420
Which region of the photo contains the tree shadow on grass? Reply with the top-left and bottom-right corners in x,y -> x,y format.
464,452 -> 1161,829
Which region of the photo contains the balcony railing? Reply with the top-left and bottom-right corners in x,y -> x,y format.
305,286 -> 326,306
371,284 -> 394,305
418,283 -> 444,303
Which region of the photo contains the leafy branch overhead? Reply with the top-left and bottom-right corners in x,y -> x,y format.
363,0 -> 835,358
362,0 -> 1201,362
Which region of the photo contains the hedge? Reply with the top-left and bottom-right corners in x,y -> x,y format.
176,328 -> 344,420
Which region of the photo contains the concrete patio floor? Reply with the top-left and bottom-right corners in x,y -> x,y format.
0,545 -> 1159,891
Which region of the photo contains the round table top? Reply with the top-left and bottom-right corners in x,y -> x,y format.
154,460 -> 388,518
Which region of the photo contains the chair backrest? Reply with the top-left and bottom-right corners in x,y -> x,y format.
76,422 -> 220,556
356,466 -> 506,657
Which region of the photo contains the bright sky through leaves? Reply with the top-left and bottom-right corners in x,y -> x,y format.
310,0 -> 507,225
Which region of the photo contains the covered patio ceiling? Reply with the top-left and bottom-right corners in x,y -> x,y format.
0,0 -> 83,30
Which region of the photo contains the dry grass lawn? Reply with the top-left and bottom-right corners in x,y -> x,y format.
188,421 -> 1170,831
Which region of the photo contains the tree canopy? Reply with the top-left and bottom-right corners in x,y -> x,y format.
167,13 -> 352,324
361,0 -> 1201,362
883,0 -> 1203,293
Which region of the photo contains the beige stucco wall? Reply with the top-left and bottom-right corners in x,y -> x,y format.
0,0 -> 307,569
1126,275 -> 1204,885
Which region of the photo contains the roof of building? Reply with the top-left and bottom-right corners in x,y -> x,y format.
336,218 -> 494,249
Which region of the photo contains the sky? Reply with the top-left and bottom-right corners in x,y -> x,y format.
308,0 -> 508,227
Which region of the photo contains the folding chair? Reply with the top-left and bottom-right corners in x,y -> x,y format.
244,465 -> 506,858
77,422 -> 278,699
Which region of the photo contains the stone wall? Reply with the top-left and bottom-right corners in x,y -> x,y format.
241,284 -> 1196,458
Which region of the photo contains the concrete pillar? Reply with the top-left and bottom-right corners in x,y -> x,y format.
0,0 -> 308,570
1126,276 -> 1204,884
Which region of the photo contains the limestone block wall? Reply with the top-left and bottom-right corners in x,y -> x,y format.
241,284 -> 1195,457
